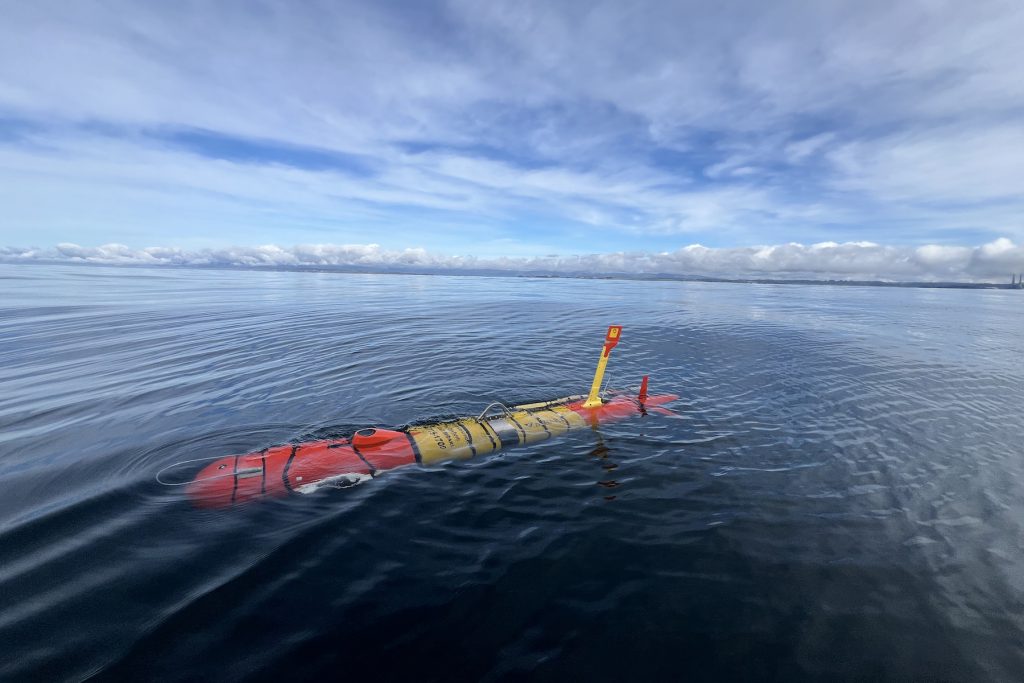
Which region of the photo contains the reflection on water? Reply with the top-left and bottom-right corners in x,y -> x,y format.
589,439 -> 621,499
1,264 -> 1023,681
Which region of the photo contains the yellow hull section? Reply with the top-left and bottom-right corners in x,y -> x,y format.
407,397 -> 589,465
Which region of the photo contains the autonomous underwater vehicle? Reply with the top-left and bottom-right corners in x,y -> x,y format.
170,325 -> 679,507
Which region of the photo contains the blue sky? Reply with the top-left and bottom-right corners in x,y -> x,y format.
1,0 -> 1023,277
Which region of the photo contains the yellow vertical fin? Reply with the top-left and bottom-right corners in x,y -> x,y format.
582,325 -> 622,409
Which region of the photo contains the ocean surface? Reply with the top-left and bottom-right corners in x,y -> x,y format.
2,263 -> 1023,682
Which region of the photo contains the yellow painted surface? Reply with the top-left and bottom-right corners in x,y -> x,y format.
583,351 -> 611,408
458,418 -> 499,456
409,421 -> 475,464
407,397 -> 589,465
584,325 -> 622,409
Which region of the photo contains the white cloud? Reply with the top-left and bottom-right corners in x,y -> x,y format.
829,125 -> 1024,203
1,1 -> 1023,248
4,238 -> 1023,283
3,1 -> 1022,165
784,133 -> 836,164
0,129 -> 829,247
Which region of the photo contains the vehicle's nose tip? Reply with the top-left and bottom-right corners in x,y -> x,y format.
186,457 -> 238,508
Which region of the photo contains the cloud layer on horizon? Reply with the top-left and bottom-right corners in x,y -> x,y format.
4,239 -> 1023,283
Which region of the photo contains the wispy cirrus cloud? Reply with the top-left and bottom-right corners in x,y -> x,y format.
1,1 -> 1022,253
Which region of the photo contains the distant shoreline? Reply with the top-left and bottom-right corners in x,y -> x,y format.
3,258 -> 1022,290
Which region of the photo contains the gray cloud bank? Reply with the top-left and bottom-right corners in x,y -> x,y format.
3,240 -> 1023,283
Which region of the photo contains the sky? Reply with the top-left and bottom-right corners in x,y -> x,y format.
1,0 -> 1023,280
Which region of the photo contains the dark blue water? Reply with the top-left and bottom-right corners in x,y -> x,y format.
2,264 -> 1023,681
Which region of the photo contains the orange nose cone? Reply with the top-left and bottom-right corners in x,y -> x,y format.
187,456 -> 245,509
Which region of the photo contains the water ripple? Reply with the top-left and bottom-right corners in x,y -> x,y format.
1,264 -> 1023,681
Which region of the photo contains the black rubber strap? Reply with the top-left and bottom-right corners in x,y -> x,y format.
230,453 -> 240,503
404,432 -> 423,465
506,414 -> 529,442
477,419 -> 499,450
281,445 -> 299,492
532,413 -> 552,438
350,443 -> 378,476
260,448 -> 267,494
454,422 -> 478,457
